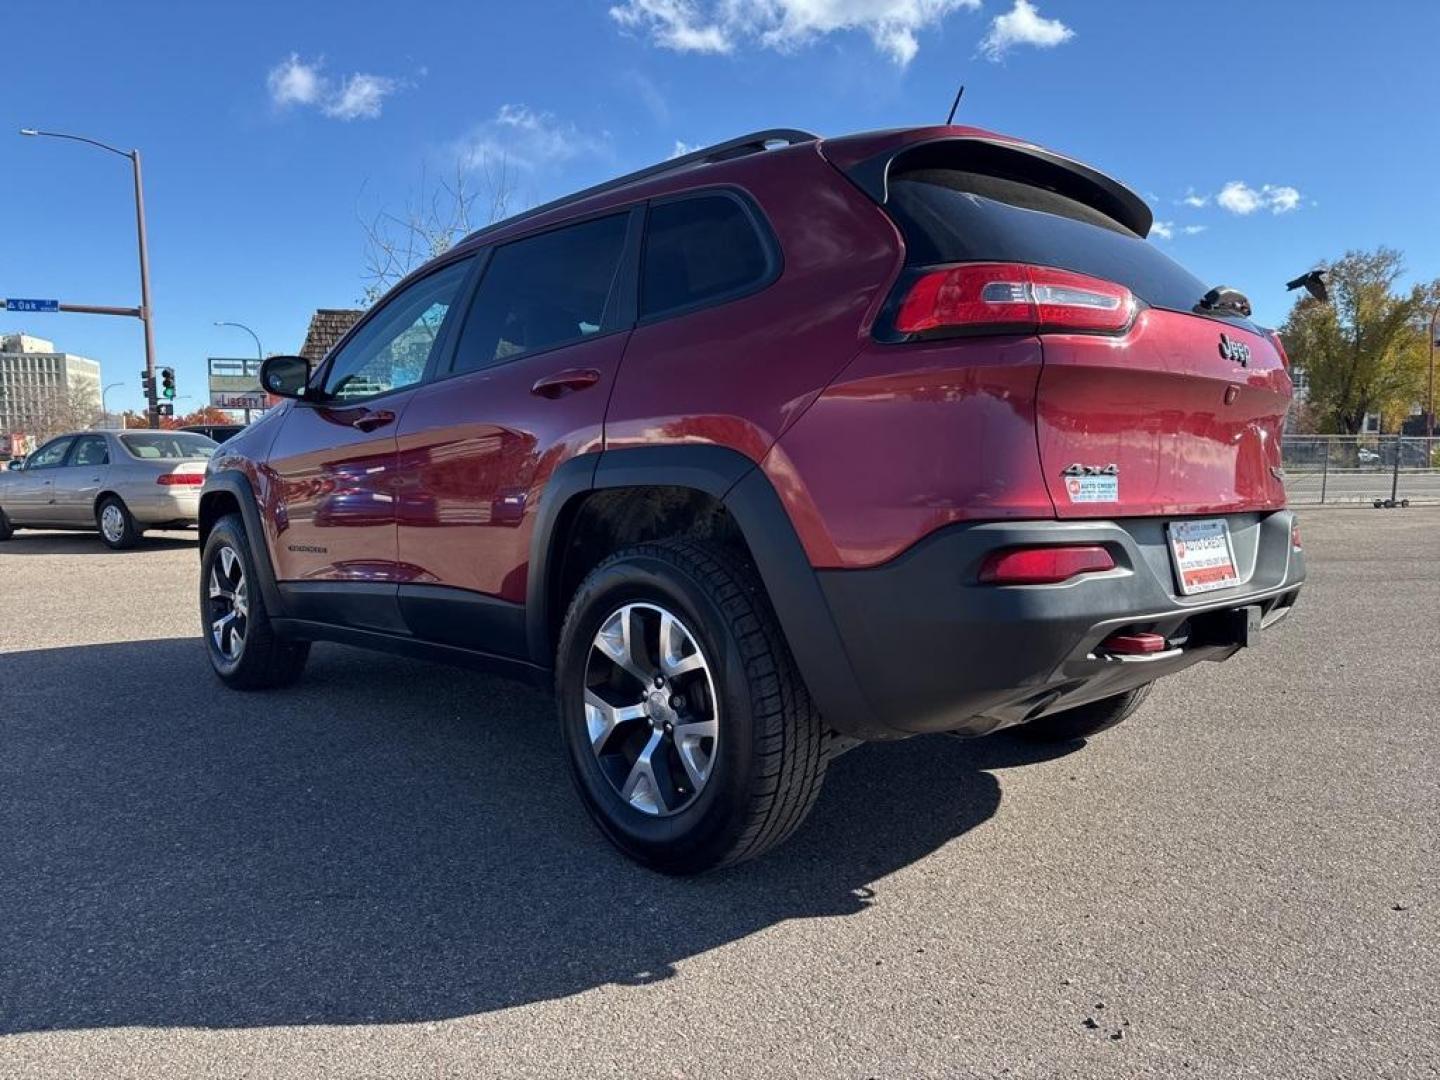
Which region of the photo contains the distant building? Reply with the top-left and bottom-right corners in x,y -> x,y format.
299,309 -> 364,366
0,333 -> 102,437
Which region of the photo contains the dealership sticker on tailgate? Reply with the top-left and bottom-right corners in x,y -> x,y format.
1167,518 -> 1240,595
1061,464 -> 1119,503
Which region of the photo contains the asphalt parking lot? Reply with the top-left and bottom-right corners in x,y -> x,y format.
2,511 -> 1436,1079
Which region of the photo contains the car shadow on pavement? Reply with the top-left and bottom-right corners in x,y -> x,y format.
0,637 -> 1079,1034
0,532 -> 196,555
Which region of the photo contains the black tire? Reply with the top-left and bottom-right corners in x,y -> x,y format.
0,507 -> 13,541
557,538 -> 830,874
96,495 -> 142,550
1017,683 -> 1153,743
201,512 -> 310,690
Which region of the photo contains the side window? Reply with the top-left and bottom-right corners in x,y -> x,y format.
322,257 -> 473,402
26,437 -> 74,470
451,213 -> 630,374
641,194 -> 772,319
69,436 -> 110,467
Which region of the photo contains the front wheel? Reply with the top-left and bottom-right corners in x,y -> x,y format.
0,507 -> 13,541
201,513 -> 310,690
556,539 -> 830,874
1017,683 -> 1153,743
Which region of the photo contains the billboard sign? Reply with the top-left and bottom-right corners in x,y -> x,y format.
211,391 -> 270,410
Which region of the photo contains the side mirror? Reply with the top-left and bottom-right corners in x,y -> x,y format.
260,355 -> 313,399
8,457 -> 25,471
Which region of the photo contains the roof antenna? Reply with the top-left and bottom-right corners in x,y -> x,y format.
945,84 -> 965,126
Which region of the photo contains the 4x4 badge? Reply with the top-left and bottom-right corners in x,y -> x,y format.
1219,333 -> 1251,367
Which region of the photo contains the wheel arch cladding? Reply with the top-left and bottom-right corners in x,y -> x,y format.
526,445 -> 885,740
199,471 -> 286,619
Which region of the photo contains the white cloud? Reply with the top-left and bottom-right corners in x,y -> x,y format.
609,0 -> 982,66
1216,180 -> 1304,215
1182,224 -> 1208,235
1150,220 -> 1174,241
267,54 -> 324,108
324,74 -> 399,120
670,139 -> 701,158
457,105 -> 608,172
266,54 -> 405,121
1180,188 -> 1208,208
980,0 -> 1073,61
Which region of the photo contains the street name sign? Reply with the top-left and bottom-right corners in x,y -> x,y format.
3,298 -> 59,312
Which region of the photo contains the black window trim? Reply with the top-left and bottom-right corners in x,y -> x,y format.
434,206 -> 644,383
63,433 -> 110,468
26,435 -> 76,470
305,250 -> 480,408
636,185 -> 782,327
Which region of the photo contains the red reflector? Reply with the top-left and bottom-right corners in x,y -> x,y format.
895,262 -> 1135,336
157,473 -> 204,485
1101,632 -> 1168,655
1291,519 -> 1302,550
978,545 -> 1116,585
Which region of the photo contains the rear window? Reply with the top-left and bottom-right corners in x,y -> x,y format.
120,432 -> 217,460
887,170 -> 1227,322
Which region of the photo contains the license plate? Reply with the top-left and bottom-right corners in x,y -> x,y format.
1167,518 -> 1240,595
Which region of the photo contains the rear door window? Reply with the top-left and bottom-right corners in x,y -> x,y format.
68,435 -> 110,467
640,193 -> 775,320
887,171 -> 1242,325
451,213 -> 630,374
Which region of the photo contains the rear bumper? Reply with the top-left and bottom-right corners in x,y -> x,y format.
815,510 -> 1305,739
127,489 -> 201,526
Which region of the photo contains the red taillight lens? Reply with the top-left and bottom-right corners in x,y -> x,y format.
978,545 -> 1116,585
1291,518 -> 1302,550
895,263 -> 1136,336
157,472 -> 204,486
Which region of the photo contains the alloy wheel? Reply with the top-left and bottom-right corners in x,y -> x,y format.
583,602 -> 719,816
208,546 -> 249,662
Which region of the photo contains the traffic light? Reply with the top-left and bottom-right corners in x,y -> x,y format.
160,367 -> 176,400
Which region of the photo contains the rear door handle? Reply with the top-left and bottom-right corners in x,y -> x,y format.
351,409 -> 396,433
531,368 -> 602,399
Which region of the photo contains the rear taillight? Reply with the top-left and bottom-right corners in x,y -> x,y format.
895,263 -> 1136,337
978,544 -> 1116,585
1291,518 -> 1302,550
1266,329 -> 1291,371
157,473 -> 204,486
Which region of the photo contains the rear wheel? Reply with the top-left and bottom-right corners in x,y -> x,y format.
557,539 -> 829,874
1017,683 -> 1153,742
96,495 -> 141,550
201,512 -> 309,689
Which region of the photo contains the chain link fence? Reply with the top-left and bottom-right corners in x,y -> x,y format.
1282,435 -> 1440,506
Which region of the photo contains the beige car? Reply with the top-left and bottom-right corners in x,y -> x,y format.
0,429 -> 217,549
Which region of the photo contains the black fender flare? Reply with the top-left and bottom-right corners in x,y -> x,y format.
524,445 -> 881,739
199,471 -> 287,620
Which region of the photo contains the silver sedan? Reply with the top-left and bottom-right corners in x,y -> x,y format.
0,429 -> 217,549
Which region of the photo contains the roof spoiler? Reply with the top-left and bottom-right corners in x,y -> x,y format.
842,136 -> 1154,238
460,128 -> 819,246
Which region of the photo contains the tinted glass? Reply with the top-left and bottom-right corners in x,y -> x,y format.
887,172 -> 1247,325
119,432 -> 217,460
26,437 -> 73,470
69,436 -> 109,467
324,258 -> 473,400
452,215 -> 629,374
641,195 -> 770,319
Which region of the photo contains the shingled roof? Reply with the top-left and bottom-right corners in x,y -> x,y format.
299,309 -> 364,364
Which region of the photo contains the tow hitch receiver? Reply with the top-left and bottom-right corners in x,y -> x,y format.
1193,604 -> 1264,649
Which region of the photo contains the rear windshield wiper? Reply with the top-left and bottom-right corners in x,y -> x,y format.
1195,286 -> 1252,318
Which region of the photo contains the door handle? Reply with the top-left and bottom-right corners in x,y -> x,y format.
351,409 -> 396,433
531,368 -> 602,399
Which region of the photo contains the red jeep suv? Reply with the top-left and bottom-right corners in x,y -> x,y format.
200,125 -> 1304,873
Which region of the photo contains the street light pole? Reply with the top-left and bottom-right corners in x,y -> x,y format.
214,321 -> 264,423
1427,303 -> 1438,441
101,381 -> 124,428
19,128 -> 159,428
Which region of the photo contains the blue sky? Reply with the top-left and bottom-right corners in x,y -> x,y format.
3,0 -> 1436,414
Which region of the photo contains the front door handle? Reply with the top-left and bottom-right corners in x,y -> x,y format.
531,368 -> 602,399
351,409 -> 396,433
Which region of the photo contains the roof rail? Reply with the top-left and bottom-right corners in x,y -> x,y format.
459,128 -> 819,245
